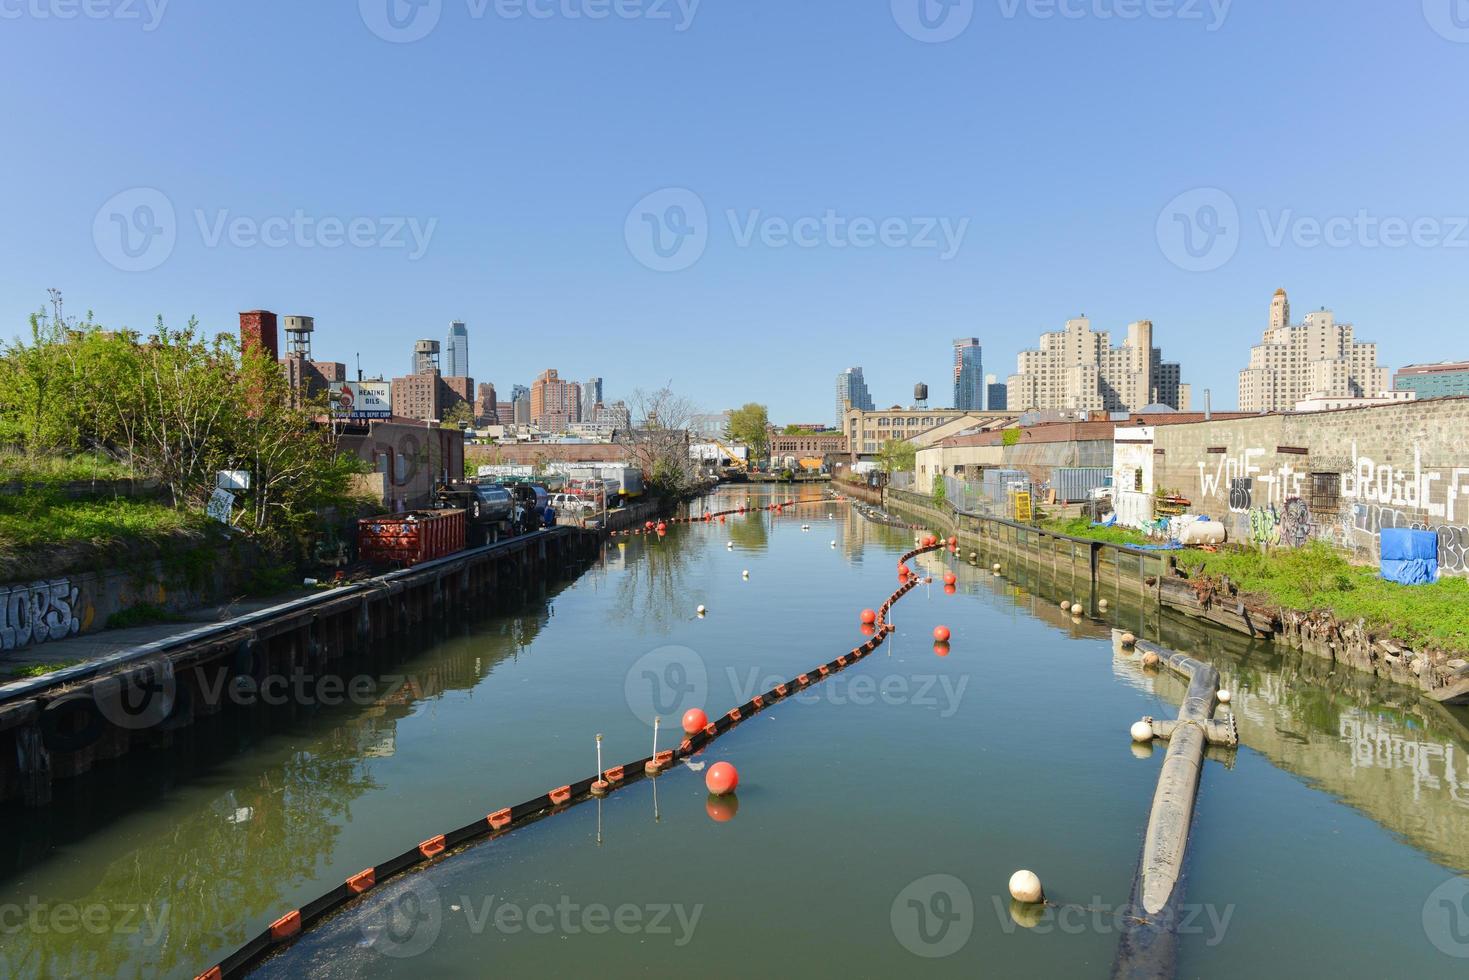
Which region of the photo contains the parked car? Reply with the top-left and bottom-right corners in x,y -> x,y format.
552,492 -> 595,516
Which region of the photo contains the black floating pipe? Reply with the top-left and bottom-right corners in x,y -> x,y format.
1112,639 -> 1237,980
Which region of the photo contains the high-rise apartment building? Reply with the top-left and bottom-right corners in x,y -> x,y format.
953,339 -> 984,411
835,367 -> 875,427
530,369 -> 580,431
1237,289 -> 1389,412
445,321 -> 469,378
1007,317 -> 1189,414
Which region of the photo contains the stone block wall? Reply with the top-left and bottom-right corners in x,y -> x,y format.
1153,398 -> 1469,574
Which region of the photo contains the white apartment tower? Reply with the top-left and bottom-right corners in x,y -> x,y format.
1006,317 -> 1189,414
1237,289 -> 1389,413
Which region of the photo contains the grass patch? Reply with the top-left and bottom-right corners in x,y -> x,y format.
7,660 -> 84,679
1178,541 -> 1469,655
106,602 -> 186,630
1046,516 -> 1154,548
0,491 -> 204,551
0,452 -> 136,486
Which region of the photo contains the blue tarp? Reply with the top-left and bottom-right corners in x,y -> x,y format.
1380,528 -> 1439,585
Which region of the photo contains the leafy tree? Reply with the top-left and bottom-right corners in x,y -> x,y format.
877,438 -> 916,475
932,478 -> 948,506
727,403 -> 770,464
1002,428 -> 1021,447
441,401 -> 474,429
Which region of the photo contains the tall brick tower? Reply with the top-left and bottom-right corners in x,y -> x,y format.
239,310 -> 280,361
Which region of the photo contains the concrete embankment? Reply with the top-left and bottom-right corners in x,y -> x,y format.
0,526 -> 601,806
878,487 -> 1469,705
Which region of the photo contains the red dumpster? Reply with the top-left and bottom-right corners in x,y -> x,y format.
357,510 -> 466,567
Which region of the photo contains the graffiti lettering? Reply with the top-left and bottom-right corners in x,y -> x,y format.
1200,450 -> 1303,510
1228,478 -> 1253,513
1341,442 -> 1469,526
0,579 -> 82,650
1248,506 -> 1281,546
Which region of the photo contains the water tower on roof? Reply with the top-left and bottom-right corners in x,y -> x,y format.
282,315 -> 314,359
914,382 -> 929,409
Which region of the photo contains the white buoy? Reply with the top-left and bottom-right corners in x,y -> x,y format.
992,563 -> 1001,572
830,540 -> 837,547
1098,598 -> 1109,610
1070,603 -> 1083,616
1008,870 -> 1044,904
742,570 -> 750,579
1130,720 -> 1154,743
697,605 -> 707,616
726,541 -> 733,549
1059,599 -> 1070,611
1121,632 -> 1137,648
1217,689 -> 1232,704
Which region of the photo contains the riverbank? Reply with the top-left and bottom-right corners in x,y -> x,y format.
879,487 -> 1469,705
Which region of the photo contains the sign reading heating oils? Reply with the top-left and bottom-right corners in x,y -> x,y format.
1012,490 -> 1033,523
330,381 -> 391,420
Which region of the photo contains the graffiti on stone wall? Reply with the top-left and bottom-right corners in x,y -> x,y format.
1353,503 -> 1469,574
1200,450 -> 1305,512
1248,506 -> 1280,546
1341,442 -> 1469,524
1281,497 -> 1313,547
1228,478 -> 1253,513
0,579 -> 81,650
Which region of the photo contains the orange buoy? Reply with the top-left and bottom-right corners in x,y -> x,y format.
933,625 -> 952,643
861,624 -> 877,637
861,609 -> 878,625
934,641 -> 951,657
706,761 -> 739,796
948,536 -> 958,547
682,708 -> 708,735
943,571 -> 957,586
943,584 -> 956,596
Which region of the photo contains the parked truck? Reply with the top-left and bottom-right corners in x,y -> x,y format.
433,482 -> 520,545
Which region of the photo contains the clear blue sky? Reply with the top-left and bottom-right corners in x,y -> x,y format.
2,0 -> 1466,421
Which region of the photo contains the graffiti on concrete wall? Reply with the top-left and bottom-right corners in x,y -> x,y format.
0,579 -> 82,650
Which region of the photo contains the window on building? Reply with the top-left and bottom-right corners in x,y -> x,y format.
1310,472 -> 1341,513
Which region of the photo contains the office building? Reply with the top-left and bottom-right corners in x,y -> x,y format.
1393,361 -> 1469,400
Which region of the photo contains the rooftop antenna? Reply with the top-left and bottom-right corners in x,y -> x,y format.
356,353 -> 363,382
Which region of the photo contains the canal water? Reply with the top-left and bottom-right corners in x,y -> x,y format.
3,487 -> 1468,978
